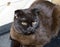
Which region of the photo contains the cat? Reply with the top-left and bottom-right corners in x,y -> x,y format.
10,0 -> 60,47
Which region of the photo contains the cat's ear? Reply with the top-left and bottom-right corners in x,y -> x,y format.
15,10 -> 20,14
14,10 -> 24,18
31,9 -> 39,16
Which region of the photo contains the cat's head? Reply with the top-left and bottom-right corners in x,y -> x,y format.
14,9 -> 40,35
14,7 -> 59,37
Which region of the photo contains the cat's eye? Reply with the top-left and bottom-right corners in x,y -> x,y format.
32,22 -> 37,25
21,22 -> 27,25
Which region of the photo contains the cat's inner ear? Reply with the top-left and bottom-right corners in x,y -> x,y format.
14,10 -> 24,18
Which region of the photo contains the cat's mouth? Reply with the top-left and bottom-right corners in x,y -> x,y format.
23,30 -> 35,35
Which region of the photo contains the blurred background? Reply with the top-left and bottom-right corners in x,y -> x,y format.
0,0 -> 60,47
0,0 -> 51,26
0,0 -> 36,26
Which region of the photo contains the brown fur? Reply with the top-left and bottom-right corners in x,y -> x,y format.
10,0 -> 60,47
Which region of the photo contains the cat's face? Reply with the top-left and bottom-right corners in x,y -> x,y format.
14,9 -> 40,35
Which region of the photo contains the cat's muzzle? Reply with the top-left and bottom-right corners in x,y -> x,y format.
23,27 -> 35,35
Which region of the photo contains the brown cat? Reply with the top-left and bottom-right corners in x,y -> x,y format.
10,0 -> 60,47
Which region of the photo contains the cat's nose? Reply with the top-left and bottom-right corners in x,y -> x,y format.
23,31 -> 34,35
23,27 -> 35,35
27,27 -> 32,31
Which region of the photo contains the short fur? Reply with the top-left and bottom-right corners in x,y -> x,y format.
10,0 -> 60,47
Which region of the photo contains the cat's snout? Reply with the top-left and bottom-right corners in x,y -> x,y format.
27,27 -> 32,31
23,31 -> 34,35
23,27 -> 35,35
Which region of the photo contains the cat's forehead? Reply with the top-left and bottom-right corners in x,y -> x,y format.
23,9 -> 31,13
22,9 -> 36,18
15,9 -> 38,20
